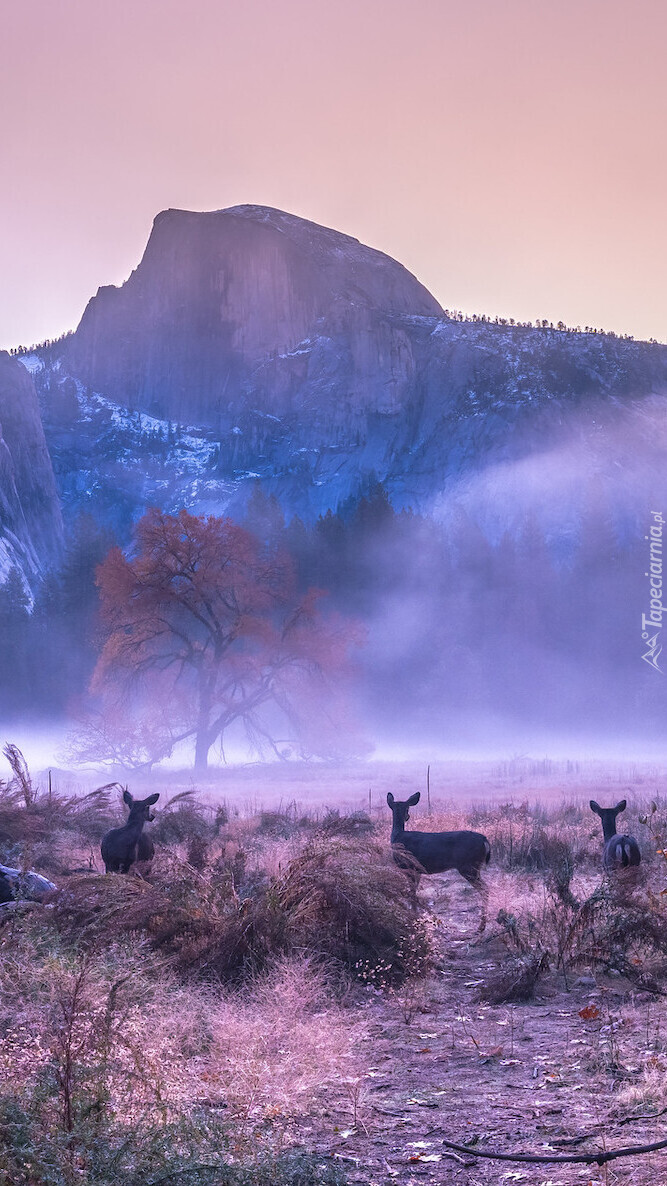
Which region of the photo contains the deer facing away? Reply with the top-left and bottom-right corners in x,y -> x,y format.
590,799 -> 641,872
101,790 -> 159,874
386,791 -> 491,931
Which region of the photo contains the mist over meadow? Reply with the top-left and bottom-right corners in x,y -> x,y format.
1,443 -> 665,770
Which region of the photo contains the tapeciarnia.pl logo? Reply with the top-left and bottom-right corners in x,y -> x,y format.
641,511 -> 664,672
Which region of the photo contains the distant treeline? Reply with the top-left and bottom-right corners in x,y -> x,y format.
8,330 -> 74,356
9,316 -> 662,357
442,309 -> 659,343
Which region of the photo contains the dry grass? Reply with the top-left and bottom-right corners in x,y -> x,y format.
616,1064 -> 667,1111
0,930 -> 363,1131
203,958 -> 367,1138
0,920 -> 359,1183
5,751 -> 667,1183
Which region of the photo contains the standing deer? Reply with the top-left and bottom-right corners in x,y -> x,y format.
101,790 -> 159,875
386,791 -> 491,931
590,799 -> 641,872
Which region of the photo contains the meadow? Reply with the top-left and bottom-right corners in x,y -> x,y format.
1,754 -> 667,1186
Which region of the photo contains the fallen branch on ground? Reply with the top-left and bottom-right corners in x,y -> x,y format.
549,1106 -> 667,1147
617,1106 -> 667,1126
441,1136 -> 667,1166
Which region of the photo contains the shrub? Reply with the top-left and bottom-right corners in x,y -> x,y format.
51,827 -> 432,989
277,834 -> 433,984
0,1096 -> 229,1186
569,890 -> 667,990
50,863 -> 284,984
317,809 -> 374,836
256,809 -> 299,839
0,1096 -> 348,1186
150,791 -> 213,846
478,952 -> 550,1004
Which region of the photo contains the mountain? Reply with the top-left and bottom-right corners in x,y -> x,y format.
0,352 -> 62,589
63,205 -> 441,424
29,205 -> 667,534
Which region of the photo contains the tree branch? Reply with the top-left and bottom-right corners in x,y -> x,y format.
441,1136 -> 667,1166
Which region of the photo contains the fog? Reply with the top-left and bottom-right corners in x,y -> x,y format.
2,391 -> 667,775
349,395 -> 667,760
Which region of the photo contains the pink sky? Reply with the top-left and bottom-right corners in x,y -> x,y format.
2,0 -> 665,348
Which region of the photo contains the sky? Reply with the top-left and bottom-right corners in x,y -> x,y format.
1,0 -> 665,349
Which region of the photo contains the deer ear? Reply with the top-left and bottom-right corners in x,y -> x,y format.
145,793 -> 160,806
590,800 -> 601,815
407,792 -> 421,806
615,799 -> 627,814
123,789 -> 134,807
386,792 -> 395,807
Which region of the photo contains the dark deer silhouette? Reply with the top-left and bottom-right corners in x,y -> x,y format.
387,791 -> 491,931
101,790 -> 159,874
590,799 -> 641,872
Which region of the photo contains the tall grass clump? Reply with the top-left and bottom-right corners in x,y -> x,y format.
277,833 -> 433,984
51,861 -> 282,984
0,749 -> 121,876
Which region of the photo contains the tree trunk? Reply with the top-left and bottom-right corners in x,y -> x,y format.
194,731 -> 210,772
195,674 -> 213,772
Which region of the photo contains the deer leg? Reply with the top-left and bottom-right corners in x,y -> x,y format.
460,867 -> 489,933
120,843 -> 140,876
402,868 -> 420,911
477,878 -> 489,933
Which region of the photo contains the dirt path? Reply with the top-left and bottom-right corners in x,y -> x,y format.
297,875 -> 667,1186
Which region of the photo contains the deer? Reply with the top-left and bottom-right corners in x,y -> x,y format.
386,791 -> 491,931
590,799 -> 641,874
101,790 -> 159,875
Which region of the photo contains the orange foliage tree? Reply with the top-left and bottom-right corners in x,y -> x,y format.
89,509 -> 364,771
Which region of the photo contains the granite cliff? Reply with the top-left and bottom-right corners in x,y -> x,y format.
30,205 -> 667,532
62,205 -> 441,426
0,352 -> 62,587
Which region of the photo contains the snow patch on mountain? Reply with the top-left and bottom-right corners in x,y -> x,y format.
17,353 -> 44,375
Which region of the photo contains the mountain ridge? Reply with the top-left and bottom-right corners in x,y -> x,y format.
24,204 -> 667,539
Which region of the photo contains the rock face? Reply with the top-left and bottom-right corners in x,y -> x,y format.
39,205 -> 667,528
64,206 -> 442,427
0,352 -> 62,586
